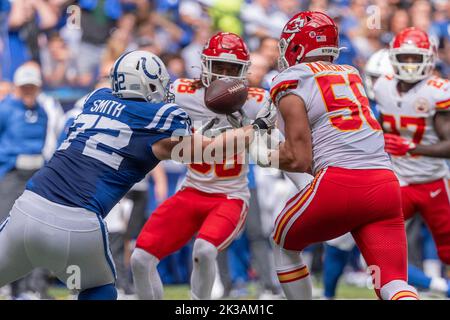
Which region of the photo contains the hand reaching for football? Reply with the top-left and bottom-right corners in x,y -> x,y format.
226,109 -> 251,128
226,98 -> 277,131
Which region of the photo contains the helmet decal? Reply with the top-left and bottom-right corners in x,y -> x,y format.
141,56 -> 162,80
283,17 -> 306,33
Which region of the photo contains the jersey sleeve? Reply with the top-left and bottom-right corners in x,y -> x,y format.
147,103 -> 193,138
242,88 -> 269,120
434,81 -> 450,113
168,108 -> 193,137
269,69 -> 301,107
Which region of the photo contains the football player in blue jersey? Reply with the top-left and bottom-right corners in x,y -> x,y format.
0,50 -> 276,300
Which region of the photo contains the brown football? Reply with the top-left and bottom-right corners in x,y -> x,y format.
204,78 -> 249,114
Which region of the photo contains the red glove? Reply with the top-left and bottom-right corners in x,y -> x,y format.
383,133 -> 416,156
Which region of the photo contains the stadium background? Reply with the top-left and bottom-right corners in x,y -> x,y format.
0,0 -> 449,299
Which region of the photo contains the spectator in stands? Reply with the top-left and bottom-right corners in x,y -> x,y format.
101,27 -> 133,67
181,27 -> 210,79
76,0 -> 123,87
258,37 -> 279,88
241,0 -> 276,50
0,61 -> 63,217
134,22 -> 164,56
40,33 -> 76,89
0,62 -> 63,299
4,0 -> 58,81
162,53 -> 187,80
270,0 -> 301,37
0,81 -> 11,101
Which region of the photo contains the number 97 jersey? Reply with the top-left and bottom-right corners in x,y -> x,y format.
270,62 -> 391,175
374,75 -> 450,185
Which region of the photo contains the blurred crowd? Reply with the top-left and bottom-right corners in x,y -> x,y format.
1,0 -> 450,102
1,0 -> 450,299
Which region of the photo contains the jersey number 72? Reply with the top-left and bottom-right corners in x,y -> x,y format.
59,114 -> 132,170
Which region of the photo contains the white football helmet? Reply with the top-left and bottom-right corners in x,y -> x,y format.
110,50 -> 173,103
389,27 -> 436,83
364,49 -> 394,100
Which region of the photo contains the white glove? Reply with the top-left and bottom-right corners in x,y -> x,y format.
197,117 -> 222,137
226,109 -> 251,128
249,131 -> 271,167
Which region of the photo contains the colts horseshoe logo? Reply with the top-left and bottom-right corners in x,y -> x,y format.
141,57 -> 162,80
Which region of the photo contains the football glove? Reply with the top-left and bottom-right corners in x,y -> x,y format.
226,109 -> 251,128
384,133 -> 416,156
252,99 -> 277,131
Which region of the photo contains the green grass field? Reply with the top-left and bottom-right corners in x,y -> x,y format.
41,280 -> 377,300
2,278 -> 445,300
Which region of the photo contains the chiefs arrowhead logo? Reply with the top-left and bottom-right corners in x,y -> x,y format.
283,17 -> 305,33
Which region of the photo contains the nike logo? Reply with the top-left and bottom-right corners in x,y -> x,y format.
430,189 -> 442,198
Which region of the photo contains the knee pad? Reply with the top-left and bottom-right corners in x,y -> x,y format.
78,283 -> 117,300
380,280 -> 419,300
193,239 -> 217,264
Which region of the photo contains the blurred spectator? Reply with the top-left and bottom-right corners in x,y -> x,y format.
247,52 -> 269,88
40,32 -> 76,89
0,62 -> 63,299
270,0 -> 301,37
161,53 -> 187,80
258,37 -> 280,88
77,0 -> 123,87
410,0 -> 432,33
0,81 -> 11,101
101,27 -> 133,67
0,61 -> 63,216
181,27 -> 210,79
3,0 -> 58,81
388,9 -> 411,41
133,21 -> 162,54
241,0 -> 276,50
209,0 -> 243,35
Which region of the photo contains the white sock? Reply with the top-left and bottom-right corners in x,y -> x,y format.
430,277 -> 449,293
190,239 -> 218,300
423,259 -> 442,278
380,280 -> 419,300
130,248 -> 163,300
273,244 -> 312,299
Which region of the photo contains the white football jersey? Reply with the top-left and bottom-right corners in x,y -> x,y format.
374,75 -> 450,185
270,62 -> 391,175
173,78 -> 267,203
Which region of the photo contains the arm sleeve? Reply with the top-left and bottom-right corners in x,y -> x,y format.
156,107 -> 193,138
435,84 -> 450,112
269,69 -> 302,107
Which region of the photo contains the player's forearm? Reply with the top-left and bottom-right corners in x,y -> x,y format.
410,141 -> 450,158
203,125 -> 255,162
270,142 -> 312,173
170,126 -> 256,164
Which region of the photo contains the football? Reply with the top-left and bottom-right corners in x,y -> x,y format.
204,78 -> 249,114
